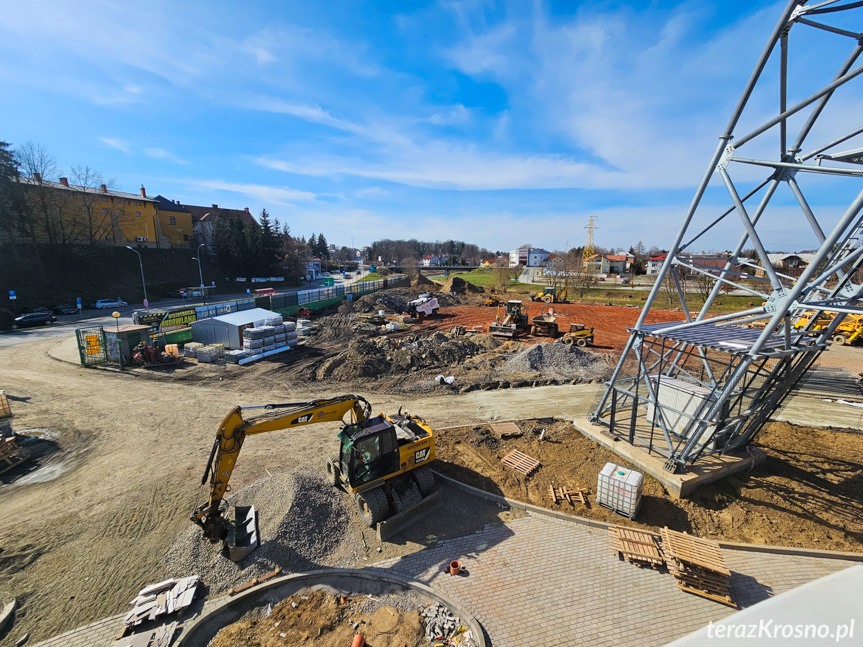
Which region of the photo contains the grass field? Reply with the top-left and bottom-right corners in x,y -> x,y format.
356,272 -> 387,282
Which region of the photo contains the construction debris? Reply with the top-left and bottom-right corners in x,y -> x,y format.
608,526 -> 664,568
0,437 -> 27,475
113,622 -> 176,647
421,603 -> 476,646
548,485 -> 586,506
661,527 -> 737,608
500,449 -> 540,476
123,576 -> 199,627
227,568 -> 282,596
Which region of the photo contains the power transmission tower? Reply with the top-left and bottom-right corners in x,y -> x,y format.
591,0 -> 863,474
582,215 -> 597,276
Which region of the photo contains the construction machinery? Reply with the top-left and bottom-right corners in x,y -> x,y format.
794,311 -> 862,346
530,285 -> 567,304
530,306 -> 560,338
297,307 -> 312,318
191,395 -> 439,552
558,323 -> 595,347
489,300 -> 530,338
484,296 -> 503,307
378,293 -> 440,319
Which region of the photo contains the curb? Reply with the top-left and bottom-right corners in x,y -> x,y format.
432,470 -> 863,562
0,598 -> 16,636
174,568 -> 486,647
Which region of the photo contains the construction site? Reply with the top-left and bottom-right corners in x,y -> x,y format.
2,2 -> 863,646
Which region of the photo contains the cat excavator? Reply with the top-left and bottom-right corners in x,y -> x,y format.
191,394 -> 439,553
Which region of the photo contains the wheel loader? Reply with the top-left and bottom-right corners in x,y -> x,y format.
530,285 -> 567,304
191,395 -> 440,557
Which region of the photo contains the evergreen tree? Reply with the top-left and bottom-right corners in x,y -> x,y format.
317,232 -> 329,258
258,208 -> 279,275
0,141 -> 23,244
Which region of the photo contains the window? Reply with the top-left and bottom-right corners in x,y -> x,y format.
183,234 -> 190,241
119,209 -> 124,216
102,208 -> 108,214
168,216 -> 176,225
116,199 -> 126,205
133,201 -> 142,206
135,211 -> 141,217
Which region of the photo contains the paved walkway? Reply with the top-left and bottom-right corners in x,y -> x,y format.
31,513 -> 857,647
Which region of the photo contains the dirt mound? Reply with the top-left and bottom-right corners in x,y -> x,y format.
211,589 -> 427,647
314,333 -> 502,381
503,343 -> 611,381
161,471 -> 351,596
440,276 -> 482,294
386,274 -> 438,291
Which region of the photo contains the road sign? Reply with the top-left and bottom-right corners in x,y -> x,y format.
8,290 -> 16,300
76,297 -> 82,309
143,299 -> 149,308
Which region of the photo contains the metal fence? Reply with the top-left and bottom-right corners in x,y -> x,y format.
75,327 -> 108,366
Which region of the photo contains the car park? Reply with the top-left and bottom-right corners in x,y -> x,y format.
51,303 -> 78,315
12,311 -> 57,329
90,298 -> 128,309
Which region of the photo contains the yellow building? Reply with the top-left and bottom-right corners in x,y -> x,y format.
18,175 -> 162,247
154,195 -> 195,247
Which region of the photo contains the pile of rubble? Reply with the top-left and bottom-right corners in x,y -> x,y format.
440,276 -> 483,294
421,602 -> 476,645
124,576 -> 199,627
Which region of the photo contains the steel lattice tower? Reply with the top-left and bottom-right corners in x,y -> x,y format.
591,0 -> 863,473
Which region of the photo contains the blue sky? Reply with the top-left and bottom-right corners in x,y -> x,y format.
2,0 -> 862,252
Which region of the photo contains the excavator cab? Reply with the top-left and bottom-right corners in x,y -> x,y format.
338,416 -> 400,486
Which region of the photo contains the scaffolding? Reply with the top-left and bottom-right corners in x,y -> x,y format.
592,0 -> 863,473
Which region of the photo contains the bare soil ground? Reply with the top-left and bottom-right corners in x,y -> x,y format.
210,589 -> 429,647
434,419 -> 863,552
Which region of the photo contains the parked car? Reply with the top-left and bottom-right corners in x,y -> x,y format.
51,303 -> 78,315
12,311 -> 57,329
166,290 -> 186,298
90,298 -> 128,309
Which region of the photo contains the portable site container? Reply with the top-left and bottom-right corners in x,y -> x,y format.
190,308 -> 281,349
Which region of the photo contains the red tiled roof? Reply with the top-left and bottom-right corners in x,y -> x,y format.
605,254 -> 628,261
649,255 -> 667,261
181,203 -> 258,227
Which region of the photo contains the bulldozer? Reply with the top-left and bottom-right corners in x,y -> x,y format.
191,395 -> 440,556
489,300 -> 530,338
530,306 -> 559,338
557,323 -> 595,347
530,285 -> 567,304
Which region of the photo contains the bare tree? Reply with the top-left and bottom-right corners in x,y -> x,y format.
70,165 -> 115,244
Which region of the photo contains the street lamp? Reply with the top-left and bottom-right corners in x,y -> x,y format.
125,246 -> 148,311
193,243 -> 206,306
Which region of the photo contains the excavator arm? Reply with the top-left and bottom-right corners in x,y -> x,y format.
191,394 -> 371,539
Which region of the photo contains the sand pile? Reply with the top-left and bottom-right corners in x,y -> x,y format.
440,276 -> 482,294
386,274 -> 438,290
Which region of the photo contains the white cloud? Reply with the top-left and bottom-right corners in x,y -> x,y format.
144,148 -> 188,165
191,180 -> 317,205
99,137 -> 131,153
354,186 -> 390,198
428,104 -> 471,126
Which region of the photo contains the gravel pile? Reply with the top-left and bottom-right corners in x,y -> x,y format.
422,602 -> 476,645
503,343 -> 610,381
353,589 -> 425,616
162,471 -> 351,595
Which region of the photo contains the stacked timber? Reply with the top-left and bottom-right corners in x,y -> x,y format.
608,526 -> 664,568
661,527 -> 737,608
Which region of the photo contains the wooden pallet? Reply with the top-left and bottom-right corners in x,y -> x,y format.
661,527 -> 736,607
500,449 -> 540,476
549,485 -> 586,505
608,526 -> 665,567
0,438 -> 26,475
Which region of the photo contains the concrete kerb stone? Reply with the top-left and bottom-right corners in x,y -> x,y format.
173,568 -> 486,647
0,598 -> 16,635
432,470 -> 863,561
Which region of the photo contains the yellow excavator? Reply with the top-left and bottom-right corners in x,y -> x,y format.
191,395 -> 439,551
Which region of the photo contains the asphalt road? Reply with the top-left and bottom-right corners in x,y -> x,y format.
0,269 -> 371,349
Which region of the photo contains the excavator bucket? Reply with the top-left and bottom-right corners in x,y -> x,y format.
225,505 -> 259,561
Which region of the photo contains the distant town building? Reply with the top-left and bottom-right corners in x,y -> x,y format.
154,196 -> 194,248
647,255 -> 667,275
480,257 -> 498,267
305,257 -> 322,279
601,253 -> 634,275
509,247 -> 551,268
179,202 -> 258,250
421,255 -> 442,266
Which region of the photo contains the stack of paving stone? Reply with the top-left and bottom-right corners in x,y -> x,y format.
195,345 -> 222,363
282,321 -> 299,347
421,603 -> 475,645
182,342 -> 203,358
225,349 -> 249,364
257,325 -> 276,352
243,327 -> 266,354
124,576 -> 199,627
296,318 -> 311,338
